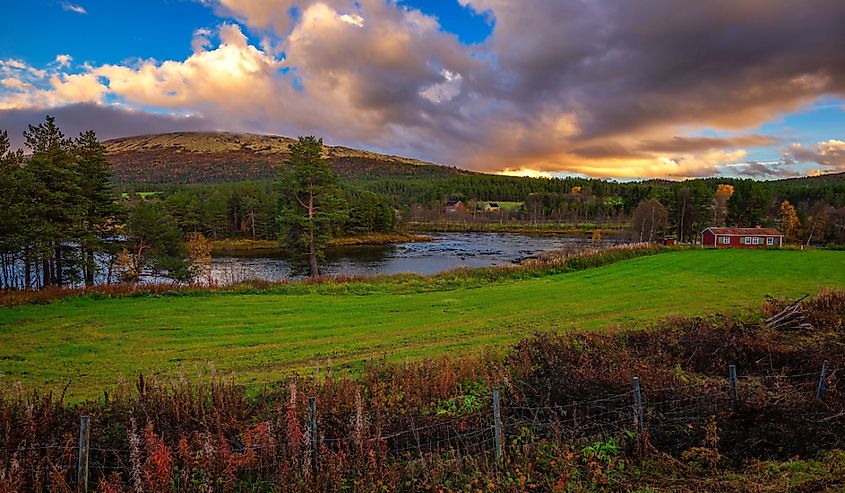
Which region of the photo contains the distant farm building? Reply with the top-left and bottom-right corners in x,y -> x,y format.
701,227 -> 784,248
443,200 -> 464,213
484,202 -> 501,212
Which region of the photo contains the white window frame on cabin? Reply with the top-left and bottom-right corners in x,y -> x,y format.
767,237 -> 775,246
720,236 -> 730,245
742,237 -> 750,245
752,237 -> 761,245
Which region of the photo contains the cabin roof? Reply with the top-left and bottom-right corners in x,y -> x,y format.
704,227 -> 783,236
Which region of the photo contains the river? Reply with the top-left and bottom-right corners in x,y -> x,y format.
210,232 -> 628,284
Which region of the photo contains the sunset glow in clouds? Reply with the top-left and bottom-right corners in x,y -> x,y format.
1,0 -> 844,179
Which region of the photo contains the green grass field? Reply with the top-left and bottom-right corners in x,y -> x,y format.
2,248 -> 844,400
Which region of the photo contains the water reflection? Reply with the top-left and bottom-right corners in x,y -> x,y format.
211,233 -> 627,284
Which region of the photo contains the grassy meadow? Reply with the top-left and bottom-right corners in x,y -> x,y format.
2,248 -> 845,400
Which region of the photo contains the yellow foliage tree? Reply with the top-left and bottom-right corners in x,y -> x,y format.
778,200 -> 800,243
186,232 -> 214,285
713,184 -> 734,226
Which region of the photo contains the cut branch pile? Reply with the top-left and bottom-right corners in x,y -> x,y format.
766,295 -> 814,332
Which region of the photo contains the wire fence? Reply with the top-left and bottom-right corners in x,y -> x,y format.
1,362 -> 840,491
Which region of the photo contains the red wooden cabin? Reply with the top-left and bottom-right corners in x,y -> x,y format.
701,227 -> 784,248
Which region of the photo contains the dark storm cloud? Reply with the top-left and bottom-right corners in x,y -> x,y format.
467,0 -> 845,137
451,0 -> 845,173
0,104 -> 214,150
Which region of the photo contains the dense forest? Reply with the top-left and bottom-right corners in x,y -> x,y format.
126,172 -> 845,245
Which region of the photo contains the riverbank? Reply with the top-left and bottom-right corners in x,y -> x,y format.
406,220 -> 630,236
2,248 -> 844,399
212,232 -> 432,254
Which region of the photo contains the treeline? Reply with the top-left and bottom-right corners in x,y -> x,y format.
0,119 -> 397,290
121,182 -> 396,242
349,173 -> 845,244
0,118 -> 123,290
124,172 -> 845,247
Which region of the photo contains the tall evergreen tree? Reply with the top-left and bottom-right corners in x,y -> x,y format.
276,136 -> 347,278
75,130 -> 123,286
727,180 -> 771,227
0,131 -> 29,289
23,116 -> 84,287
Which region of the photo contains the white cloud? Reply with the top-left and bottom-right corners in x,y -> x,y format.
94,24 -> 282,111
1,78 -> 31,91
54,54 -> 73,68
62,3 -> 87,15
420,69 -> 462,103
339,13 -> 364,27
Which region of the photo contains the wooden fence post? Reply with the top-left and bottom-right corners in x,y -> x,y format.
816,360 -> 829,401
308,397 -> 317,476
728,365 -> 738,407
77,416 -> 90,493
632,377 -> 644,431
492,387 -> 503,462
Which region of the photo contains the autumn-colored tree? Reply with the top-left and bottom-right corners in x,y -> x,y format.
777,200 -> 800,243
186,232 -> 214,285
713,184 -> 734,226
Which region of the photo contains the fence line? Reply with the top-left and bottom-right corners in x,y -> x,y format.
1,363 -> 839,490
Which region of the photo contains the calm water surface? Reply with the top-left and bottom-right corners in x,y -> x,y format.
210,232 -> 628,284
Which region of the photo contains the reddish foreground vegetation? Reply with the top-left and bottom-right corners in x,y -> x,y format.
2,289 -> 845,491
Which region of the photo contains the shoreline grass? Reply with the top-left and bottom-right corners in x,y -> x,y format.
211,232 -> 432,254
406,220 -> 630,236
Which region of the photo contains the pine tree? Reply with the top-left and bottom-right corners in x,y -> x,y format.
0,131 -> 29,289
23,116 -> 84,287
727,180 -> 770,228
75,130 -> 123,286
276,137 -> 347,278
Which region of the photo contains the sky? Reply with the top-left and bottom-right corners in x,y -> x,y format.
1,0 -> 844,180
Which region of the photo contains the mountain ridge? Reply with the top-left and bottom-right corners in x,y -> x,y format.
104,131 -> 476,183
